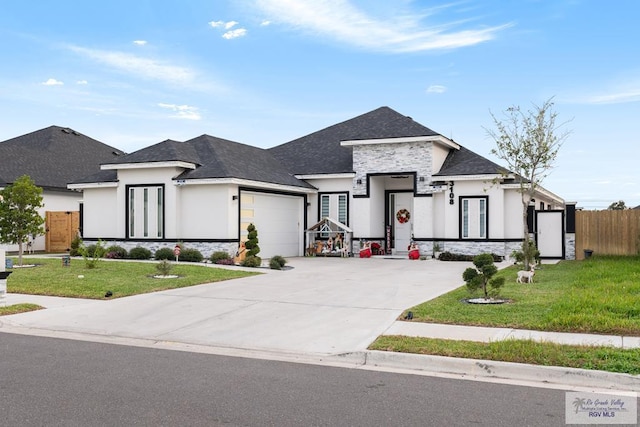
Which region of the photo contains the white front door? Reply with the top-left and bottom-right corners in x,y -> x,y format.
392,192 -> 413,253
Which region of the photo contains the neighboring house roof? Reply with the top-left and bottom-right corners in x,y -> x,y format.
269,106 -> 440,175
97,135 -> 314,190
0,126 -> 125,190
434,145 -> 509,177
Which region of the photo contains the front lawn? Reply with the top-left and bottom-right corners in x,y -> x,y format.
370,255 -> 640,375
404,255 -> 640,336
5,257 -> 259,300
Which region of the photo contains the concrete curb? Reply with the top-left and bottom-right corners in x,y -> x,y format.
2,324 -> 638,391
328,350 -> 640,392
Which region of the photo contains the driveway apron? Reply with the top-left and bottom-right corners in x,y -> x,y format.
1,257 -> 476,355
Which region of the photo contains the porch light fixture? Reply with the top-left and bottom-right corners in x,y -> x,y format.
419,176 -> 425,182
232,195 -> 238,200
356,179 -> 362,184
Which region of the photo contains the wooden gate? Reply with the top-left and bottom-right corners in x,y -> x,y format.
45,211 -> 79,252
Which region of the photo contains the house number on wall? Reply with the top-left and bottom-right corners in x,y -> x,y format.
449,181 -> 455,205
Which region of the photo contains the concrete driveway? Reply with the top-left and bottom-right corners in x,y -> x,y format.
2,257 -> 480,356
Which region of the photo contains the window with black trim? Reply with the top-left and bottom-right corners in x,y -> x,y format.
319,192 -> 348,238
461,196 -> 487,239
128,185 -> 164,238
319,193 -> 348,225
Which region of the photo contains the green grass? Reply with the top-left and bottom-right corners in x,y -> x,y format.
5,257 -> 259,300
372,255 -> 640,375
0,303 -> 44,316
405,255 -> 640,336
369,336 -> 640,375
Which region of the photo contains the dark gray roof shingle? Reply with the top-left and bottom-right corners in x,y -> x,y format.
0,126 -> 125,189
434,145 -> 510,177
269,106 -> 440,175
99,135 -> 314,189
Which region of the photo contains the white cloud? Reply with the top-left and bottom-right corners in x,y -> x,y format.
582,90 -> 640,105
68,45 -> 195,86
76,80 -> 88,85
261,20 -> 271,26
427,84 -> 447,93
223,28 -> 248,39
209,20 -> 238,29
42,78 -> 64,86
250,0 -> 511,52
158,103 -> 201,120
210,19 -> 247,39
133,40 -> 148,46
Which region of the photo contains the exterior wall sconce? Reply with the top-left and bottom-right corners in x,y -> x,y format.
419,176 -> 425,182
356,179 -> 362,185
232,195 -> 238,200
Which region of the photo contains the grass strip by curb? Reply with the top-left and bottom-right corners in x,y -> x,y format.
370,335 -> 640,375
0,303 -> 43,316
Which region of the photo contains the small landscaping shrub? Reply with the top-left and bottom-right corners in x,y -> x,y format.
179,248 -> 204,263
439,251 -> 502,262
105,245 -> 127,259
79,239 -> 106,269
245,223 -> 260,258
511,240 -> 540,266
154,247 -> 175,260
242,255 -> 262,268
155,259 -> 174,276
128,246 -> 152,260
269,255 -> 287,270
463,253 -> 505,299
210,251 -> 232,263
70,235 -> 82,256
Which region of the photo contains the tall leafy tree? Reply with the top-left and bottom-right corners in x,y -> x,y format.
486,98 -> 571,269
0,175 -> 45,265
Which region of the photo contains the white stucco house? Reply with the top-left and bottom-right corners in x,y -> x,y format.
68,107 -> 574,259
0,126 -> 125,253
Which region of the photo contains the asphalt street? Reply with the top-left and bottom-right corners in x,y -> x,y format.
0,333 -> 576,427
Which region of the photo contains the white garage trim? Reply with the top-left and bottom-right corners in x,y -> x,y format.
240,190 -> 305,258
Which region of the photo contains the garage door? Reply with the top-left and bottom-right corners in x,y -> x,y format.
240,191 -> 304,257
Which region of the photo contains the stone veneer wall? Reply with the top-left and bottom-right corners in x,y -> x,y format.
565,233 -> 576,260
436,241 -> 522,259
352,141 -> 434,196
83,240 -> 238,259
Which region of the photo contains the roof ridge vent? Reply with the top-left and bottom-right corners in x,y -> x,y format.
61,128 -> 71,134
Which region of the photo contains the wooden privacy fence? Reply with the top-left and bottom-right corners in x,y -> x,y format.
575,210 -> 640,259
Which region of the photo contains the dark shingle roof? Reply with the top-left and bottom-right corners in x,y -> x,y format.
434,145 -> 509,177
0,126 -> 125,189
269,106 -> 440,175
97,135 -> 314,189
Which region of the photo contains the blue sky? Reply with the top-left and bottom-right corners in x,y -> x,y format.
1,0 -> 639,209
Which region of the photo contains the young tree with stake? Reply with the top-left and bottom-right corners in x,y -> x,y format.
486,98 -> 571,270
